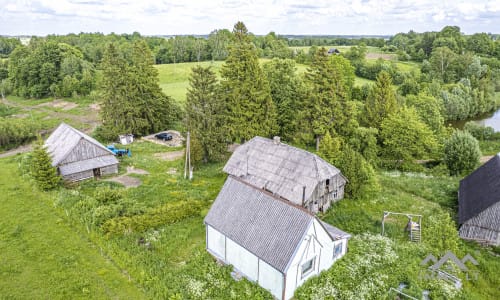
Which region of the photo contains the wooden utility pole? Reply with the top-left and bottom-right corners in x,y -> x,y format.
184,131 -> 192,180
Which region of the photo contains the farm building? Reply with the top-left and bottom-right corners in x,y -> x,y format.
44,123 -> 119,182
327,48 -> 340,55
458,155 -> 500,245
224,136 -> 347,213
205,176 -> 350,300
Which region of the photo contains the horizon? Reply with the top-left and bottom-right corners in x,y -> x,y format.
1,0 -> 499,37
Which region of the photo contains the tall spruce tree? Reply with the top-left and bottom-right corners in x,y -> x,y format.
263,58 -> 306,141
304,48 -> 354,150
100,41 -> 177,138
30,138 -> 60,190
185,66 -> 226,163
220,21 -> 277,142
364,71 -> 398,130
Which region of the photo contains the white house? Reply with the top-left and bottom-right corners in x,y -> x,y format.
204,176 -> 351,300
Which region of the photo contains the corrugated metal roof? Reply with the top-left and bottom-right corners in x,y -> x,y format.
459,155 -> 500,224
59,156 -> 118,176
320,221 -> 351,240
223,136 -> 344,205
205,176 -> 348,272
44,123 -> 114,166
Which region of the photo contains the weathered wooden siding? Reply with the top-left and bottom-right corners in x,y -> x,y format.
305,174 -> 346,213
62,169 -> 93,182
60,139 -> 111,165
100,164 -> 118,176
459,202 -> 500,245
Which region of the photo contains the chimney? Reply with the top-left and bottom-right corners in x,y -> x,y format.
273,136 -> 281,144
302,186 -> 306,206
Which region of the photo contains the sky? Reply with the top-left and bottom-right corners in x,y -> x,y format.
1,0 -> 499,36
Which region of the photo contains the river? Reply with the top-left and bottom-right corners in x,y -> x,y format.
448,108 -> 500,132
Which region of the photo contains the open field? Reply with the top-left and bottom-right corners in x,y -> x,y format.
155,59 -> 373,103
0,156 -> 145,299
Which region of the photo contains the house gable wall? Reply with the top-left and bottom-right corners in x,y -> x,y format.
60,139 -> 111,165
284,219 -> 347,300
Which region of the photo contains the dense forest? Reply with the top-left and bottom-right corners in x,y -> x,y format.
1,24 -> 500,186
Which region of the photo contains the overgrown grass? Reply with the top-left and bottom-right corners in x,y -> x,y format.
301,172 -> 500,299
0,156 -> 145,299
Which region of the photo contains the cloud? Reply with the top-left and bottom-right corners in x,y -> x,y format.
0,0 -> 498,35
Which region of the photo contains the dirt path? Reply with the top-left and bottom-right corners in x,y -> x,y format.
153,150 -> 185,161
0,144 -> 33,158
105,166 -> 149,188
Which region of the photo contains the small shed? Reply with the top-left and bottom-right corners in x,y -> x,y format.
458,155 -> 500,245
44,123 -> 119,182
223,136 -> 347,213
327,48 -> 340,55
205,176 -> 350,300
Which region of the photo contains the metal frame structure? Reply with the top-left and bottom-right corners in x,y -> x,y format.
381,211 -> 422,242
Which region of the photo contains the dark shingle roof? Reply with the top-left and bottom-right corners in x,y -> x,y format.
223,136 -> 345,206
204,176 -> 315,272
459,155 -> 500,224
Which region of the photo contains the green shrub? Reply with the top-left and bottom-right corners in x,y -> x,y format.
102,200 -> 204,236
444,130 -> 481,176
463,122 -> 494,141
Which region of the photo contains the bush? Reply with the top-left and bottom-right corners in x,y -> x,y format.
463,122 -> 494,141
444,130 -> 481,176
0,118 -> 40,150
102,200 -> 204,235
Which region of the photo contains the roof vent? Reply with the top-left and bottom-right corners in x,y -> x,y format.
273,136 -> 281,144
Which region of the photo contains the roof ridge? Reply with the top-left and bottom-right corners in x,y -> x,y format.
229,175 -> 315,217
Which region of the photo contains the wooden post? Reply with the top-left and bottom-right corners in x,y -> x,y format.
184,131 -> 192,180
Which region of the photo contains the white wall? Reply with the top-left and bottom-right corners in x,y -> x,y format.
284,220 -> 348,300
258,259 -> 283,299
206,225 -> 226,259
206,226 -> 284,299
226,238 -> 259,281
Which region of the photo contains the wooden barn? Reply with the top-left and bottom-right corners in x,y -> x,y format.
44,123 -> 119,182
224,136 -> 347,213
458,155 -> 500,245
205,176 -> 350,300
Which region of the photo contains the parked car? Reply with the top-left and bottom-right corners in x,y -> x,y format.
155,132 -> 173,141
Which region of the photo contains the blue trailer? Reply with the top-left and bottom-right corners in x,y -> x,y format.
107,145 -> 131,157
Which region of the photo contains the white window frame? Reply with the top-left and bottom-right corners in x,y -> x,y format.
333,242 -> 343,259
301,257 -> 316,279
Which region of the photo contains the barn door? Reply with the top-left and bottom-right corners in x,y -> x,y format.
93,168 -> 101,178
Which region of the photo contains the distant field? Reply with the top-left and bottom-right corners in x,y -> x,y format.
155,58 -> 372,102
0,157 -> 145,299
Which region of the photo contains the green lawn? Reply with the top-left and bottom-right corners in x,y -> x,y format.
0,156 -> 145,299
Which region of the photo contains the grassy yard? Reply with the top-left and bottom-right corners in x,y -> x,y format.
1,133 -> 499,298
0,156 -> 145,299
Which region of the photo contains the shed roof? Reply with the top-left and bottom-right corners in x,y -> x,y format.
223,136 -> 344,205
204,176 -> 349,272
44,123 -> 115,166
459,155 -> 500,224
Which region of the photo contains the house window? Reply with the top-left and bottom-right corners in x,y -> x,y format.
325,179 -> 330,191
333,189 -> 338,199
301,257 -> 315,278
333,242 -> 343,258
